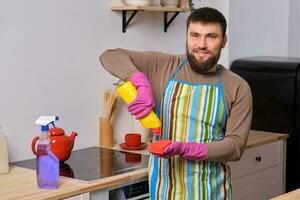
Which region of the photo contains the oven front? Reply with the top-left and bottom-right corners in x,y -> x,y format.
90,178 -> 149,200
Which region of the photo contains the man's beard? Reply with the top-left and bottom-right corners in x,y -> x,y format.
186,45 -> 221,74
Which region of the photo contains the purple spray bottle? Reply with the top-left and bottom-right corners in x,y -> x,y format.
35,116 -> 59,189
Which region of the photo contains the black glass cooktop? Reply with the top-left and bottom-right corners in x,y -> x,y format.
12,146 -> 149,183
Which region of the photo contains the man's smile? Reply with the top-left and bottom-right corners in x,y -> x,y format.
193,49 -> 212,60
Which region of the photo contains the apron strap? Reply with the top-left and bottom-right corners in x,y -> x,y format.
170,59 -> 188,79
216,65 -> 228,122
156,58 -> 188,117
216,65 -> 223,86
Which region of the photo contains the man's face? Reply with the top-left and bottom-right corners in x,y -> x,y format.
186,22 -> 227,74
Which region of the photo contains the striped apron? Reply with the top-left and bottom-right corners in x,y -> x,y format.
148,59 -> 231,200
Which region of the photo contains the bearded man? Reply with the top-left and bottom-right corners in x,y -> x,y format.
100,7 -> 252,200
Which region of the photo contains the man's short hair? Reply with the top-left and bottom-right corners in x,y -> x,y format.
186,7 -> 227,36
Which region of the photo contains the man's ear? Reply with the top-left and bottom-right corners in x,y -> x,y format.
222,35 -> 228,48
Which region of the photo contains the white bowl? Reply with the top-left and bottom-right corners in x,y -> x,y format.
160,0 -> 179,7
123,0 -> 154,6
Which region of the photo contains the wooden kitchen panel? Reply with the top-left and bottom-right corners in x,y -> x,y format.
271,188 -> 300,200
0,166 -> 85,200
247,130 -> 289,149
0,166 -> 148,200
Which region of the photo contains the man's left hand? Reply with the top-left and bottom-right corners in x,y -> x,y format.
161,141 -> 208,160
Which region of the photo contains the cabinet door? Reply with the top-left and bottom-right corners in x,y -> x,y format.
230,141 -> 285,200
230,141 -> 281,179
232,166 -> 282,200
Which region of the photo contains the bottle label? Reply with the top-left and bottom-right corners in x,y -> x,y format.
37,144 -> 49,156
38,156 -> 59,181
37,145 -> 59,189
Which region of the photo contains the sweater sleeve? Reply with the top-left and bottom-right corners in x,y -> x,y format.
99,48 -> 181,104
99,48 -> 171,80
206,80 -> 253,161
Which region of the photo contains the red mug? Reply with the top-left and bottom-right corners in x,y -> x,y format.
125,133 -> 141,147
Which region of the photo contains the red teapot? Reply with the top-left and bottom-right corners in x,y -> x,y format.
32,127 -> 78,162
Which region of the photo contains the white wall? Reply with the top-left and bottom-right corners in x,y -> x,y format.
228,0 -> 290,63
288,0 -> 300,57
0,0 -> 229,162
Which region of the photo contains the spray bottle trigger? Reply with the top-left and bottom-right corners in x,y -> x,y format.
50,122 -> 56,128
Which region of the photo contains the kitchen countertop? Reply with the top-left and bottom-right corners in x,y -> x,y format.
0,165 -> 148,200
271,188 -> 300,200
113,129 -> 289,153
0,130 -> 289,200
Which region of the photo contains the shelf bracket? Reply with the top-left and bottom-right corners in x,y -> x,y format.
164,12 -> 180,33
122,10 -> 138,33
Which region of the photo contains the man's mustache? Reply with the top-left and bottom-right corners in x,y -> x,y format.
192,48 -> 212,54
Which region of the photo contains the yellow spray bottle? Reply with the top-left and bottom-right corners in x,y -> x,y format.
116,81 -> 161,129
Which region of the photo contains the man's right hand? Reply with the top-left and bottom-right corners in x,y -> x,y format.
128,72 -> 155,119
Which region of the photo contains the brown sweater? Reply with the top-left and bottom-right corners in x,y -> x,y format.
99,48 -> 253,161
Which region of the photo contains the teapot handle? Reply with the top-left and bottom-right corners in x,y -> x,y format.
31,136 -> 39,155
69,131 -> 78,150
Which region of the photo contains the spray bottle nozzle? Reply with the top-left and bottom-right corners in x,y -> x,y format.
35,116 -> 59,132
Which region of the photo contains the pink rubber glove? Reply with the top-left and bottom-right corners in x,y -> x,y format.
128,72 -> 155,119
162,142 -> 208,160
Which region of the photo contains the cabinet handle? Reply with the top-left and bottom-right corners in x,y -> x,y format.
255,156 -> 262,162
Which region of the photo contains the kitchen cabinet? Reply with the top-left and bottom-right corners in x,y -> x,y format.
230,140 -> 286,200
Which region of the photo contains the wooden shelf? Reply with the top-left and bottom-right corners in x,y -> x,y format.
110,5 -> 188,33
111,5 -> 187,12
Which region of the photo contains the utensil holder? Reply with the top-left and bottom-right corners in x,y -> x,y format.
99,117 -> 113,148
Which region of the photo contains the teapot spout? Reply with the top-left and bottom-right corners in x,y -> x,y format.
69,132 -> 78,150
